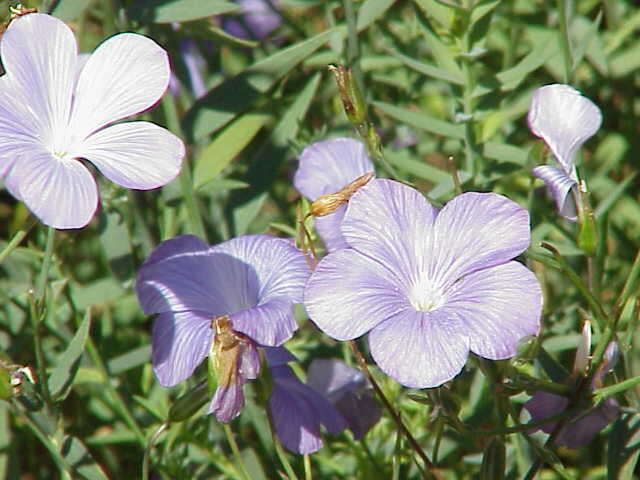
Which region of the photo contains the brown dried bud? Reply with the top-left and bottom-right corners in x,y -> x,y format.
211,316 -> 251,387
308,172 -> 374,217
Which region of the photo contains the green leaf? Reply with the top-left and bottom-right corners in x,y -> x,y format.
128,0 -> 239,24
193,112 -> 272,190
98,208 -> 134,283
61,436 -> 108,480
48,310 -> 92,401
231,73 -> 322,235
356,0 -> 396,32
374,101 -> 464,139
496,31 -> 559,90
594,174 -> 637,219
50,0 -> 93,21
184,28 -> 338,141
387,49 -> 464,85
107,345 -> 151,375
608,414 -> 640,480
415,9 -> 463,77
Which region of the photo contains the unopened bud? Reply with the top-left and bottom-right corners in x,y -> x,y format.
329,65 -> 367,126
574,321 -> 592,375
308,172 -> 374,217
577,181 -> 597,256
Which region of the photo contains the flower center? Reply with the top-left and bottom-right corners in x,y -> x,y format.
408,277 -> 445,312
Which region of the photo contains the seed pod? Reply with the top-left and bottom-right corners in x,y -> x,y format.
308,172 -> 375,217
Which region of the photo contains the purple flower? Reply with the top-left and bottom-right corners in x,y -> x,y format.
528,84 -> 602,221
294,138 -> 375,251
136,234 -> 310,421
0,13 -> 184,229
266,351 -> 347,454
223,0 -> 282,41
524,333 -> 620,449
304,179 -> 542,388
307,359 -> 381,440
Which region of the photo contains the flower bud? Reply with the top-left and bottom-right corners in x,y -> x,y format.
308,172 -> 374,217
329,65 -> 367,126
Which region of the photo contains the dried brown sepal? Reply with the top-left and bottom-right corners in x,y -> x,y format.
211,316 -> 251,387
308,171 -> 374,218
328,64 -> 367,126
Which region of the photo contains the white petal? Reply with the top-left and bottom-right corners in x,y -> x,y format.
78,122 -> 184,189
528,84 -> 602,174
0,13 -> 77,147
533,165 -> 577,221
70,33 -> 170,139
4,147 -> 98,229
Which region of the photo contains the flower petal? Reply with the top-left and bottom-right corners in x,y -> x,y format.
209,380 -> 245,422
528,84 -> 602,174
445,261 -> 542,360
430,192 -> 531,285
213,235 -> 311,304
0,13 -> 76,144
305,248 -> 409,341
307,359 -> 365,401
555,399 -> 619,448
4,148 -> 98,229
231,298 -> 298,346
264,346 -> 297,367
294,138 -> 374,201
152,310 -> 212,387
270,365 -> 347,454
341,179 -> 438,292
223,0 -> 282,40
314,206 -> 349,251
334,390 -> 381,440
368,309 -> 469,388
533,165 -> 577,221
70,33 -> 170,139
136,235 -> 230,316
524,391 -> 568,434
78,121 -> 183,189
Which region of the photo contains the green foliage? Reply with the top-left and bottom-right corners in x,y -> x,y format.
2,0 -> 640,478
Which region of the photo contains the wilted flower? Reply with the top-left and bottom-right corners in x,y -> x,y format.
0,13 -> 184,229
294,138 -> 375,251
525,326 -> 620,448
266,349 -> 347,454
223,0 -> 282,41
307,359 -> 381,439
528,84 -> 602,221
305,179 -> 542,388
136,234 -> 310,422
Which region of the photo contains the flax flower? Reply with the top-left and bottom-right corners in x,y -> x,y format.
305,179 -> 542,388
307,359 -> 381,439
223,0 -> 282,41
0,13 -> 184,228
266,349 -> 347,454
136,235 -> 310,421
529,84 -> 602,221
525,328 -> 620,448
294,138 -> 375,251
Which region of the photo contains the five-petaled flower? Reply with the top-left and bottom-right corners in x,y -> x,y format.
524,325 -> 620,448
294,138 -> 375,252
136,234 -> 310,422
528,84 -> 602,221
266,348 -> 348,454
305,179 -> 542,388
0,13 -> 184,229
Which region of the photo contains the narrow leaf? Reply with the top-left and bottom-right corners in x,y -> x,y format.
357,0 -> 396,32
129,0 -> 239,24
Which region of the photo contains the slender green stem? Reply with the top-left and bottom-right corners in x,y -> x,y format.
0,216 -> 36,264
303,454 -> 312,480
541,242 -> 608,327
20,409 -> 73,480
83,334 -> 146,445
35,226 -> 56,300
161,96 -> 206,239
617,248 -> 640,312
273,436 -> 299,480
349,341 -> 435,478
459,12 -> 480,181
594,375 -> 640,402
556,0 -> 573,83
143,423 -> 168,480
223,423 -> 251,480
343,0 -> 363,92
